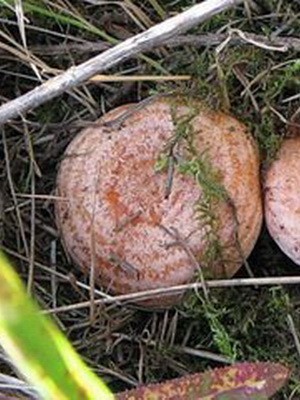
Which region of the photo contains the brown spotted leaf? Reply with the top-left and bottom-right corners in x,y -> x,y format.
116,362 -> 290,400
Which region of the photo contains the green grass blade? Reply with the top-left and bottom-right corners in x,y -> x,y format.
1,0 -> 118,43
0,251 -> 114,400
0,0 -> 169,74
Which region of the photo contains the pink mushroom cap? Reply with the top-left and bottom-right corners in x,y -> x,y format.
265,137 -> 300,265
56,97 -> 262,307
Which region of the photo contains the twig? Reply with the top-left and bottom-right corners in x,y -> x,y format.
24,41 -> 110,56
90,74 -> 191,82
228,28 -> 288,52
232,65 -> 260,113
114,210 -> 142,232
50,240 -> 57,309
0,0 -> 242,125
282,93 -> 300,104
23,119 -> 38,293
2,129 -> 29,258
89,163 -> 101,322
44,275 -> 300,315
27,167 -> 35,293
166,32 -> 300,51
176,345 -> 231,364
164,149 -> 175,199
160,224 -> 209,300
0,372 -> 39,400
103,93 -> 167,129
109,252 -> 140,278
17,32 -> 300,57
287,314 -> 300,360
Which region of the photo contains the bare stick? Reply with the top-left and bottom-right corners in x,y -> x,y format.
287,314 -> 300,359
160,224 -> 209,300
167,31 -> 300,52
21,32 -> 300,56
44,275 -> 300,315
0,0 -> 242,125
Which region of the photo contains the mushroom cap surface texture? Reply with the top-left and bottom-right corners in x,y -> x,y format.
265,137 -> 300,265
56,97 -> 262,308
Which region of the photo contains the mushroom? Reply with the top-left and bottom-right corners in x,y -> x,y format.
55,97 -> 262,308
264,121 -> 300,264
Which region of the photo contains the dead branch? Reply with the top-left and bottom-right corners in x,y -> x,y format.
0,0 -> 242,125
14,32 -> 299,57
44,275 -> 300,314
167,31 -> 300,51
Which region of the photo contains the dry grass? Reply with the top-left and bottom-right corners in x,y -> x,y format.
0,0 -> 300,398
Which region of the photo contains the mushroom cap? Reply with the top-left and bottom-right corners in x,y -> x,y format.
264,137 -> 300,264
55,97 -> 262,307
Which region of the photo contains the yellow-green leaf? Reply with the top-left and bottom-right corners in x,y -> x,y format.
0,251 -> 114,400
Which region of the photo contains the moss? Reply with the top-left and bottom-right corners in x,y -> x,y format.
154,98 -> 231,272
